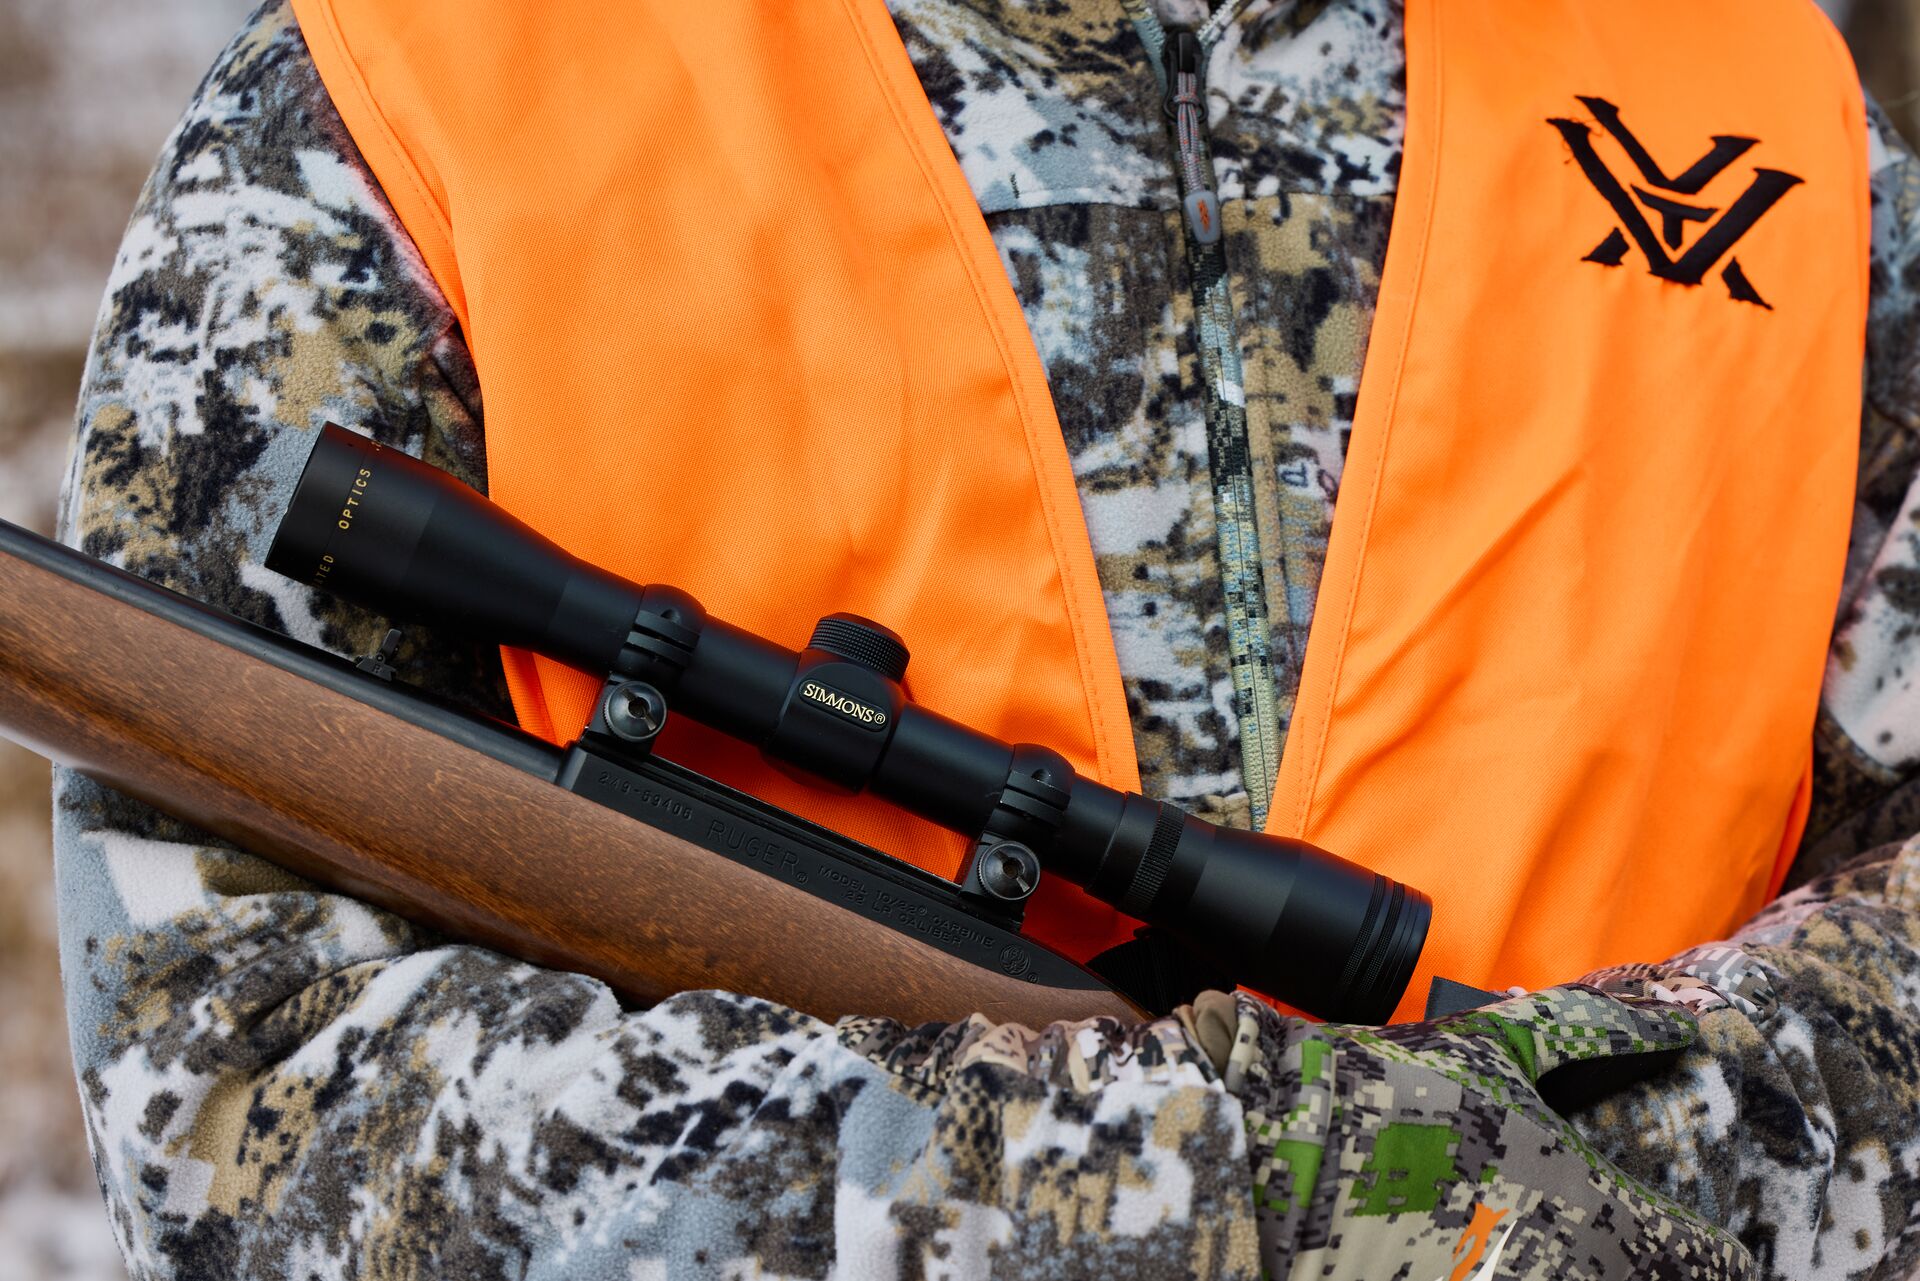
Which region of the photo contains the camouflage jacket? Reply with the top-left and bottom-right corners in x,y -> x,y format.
53,0 -> 1920,1277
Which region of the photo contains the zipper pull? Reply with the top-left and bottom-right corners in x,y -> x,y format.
1162,30 -> 1222,245
1162,30 -> 1203,115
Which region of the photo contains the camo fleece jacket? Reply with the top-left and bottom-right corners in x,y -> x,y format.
51,0 -> 1920,1278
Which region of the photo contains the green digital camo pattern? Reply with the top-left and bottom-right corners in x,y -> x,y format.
840,985 -> 1752,1279
1227,985 -> 1750,1278
47,0 -> 1920,1278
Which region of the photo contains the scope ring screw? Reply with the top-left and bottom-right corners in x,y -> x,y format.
977,842 -> 1041,903
605,681 -> 668,743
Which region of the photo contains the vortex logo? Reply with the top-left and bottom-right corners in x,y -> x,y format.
1547,96 -> 1802,308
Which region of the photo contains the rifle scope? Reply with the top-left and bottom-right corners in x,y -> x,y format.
268,424 -> 1430,1022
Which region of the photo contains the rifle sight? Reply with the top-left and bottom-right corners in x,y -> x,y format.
268,424 -> 1429,1022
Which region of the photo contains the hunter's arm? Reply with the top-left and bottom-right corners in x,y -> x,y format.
1794,103 -> 1920,882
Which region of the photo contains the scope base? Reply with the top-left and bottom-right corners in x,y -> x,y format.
563,671 -> 1222,1015
554,741 -> 1115,998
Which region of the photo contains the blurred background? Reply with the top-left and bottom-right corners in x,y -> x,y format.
1,2 -> 255,1276
0,1 -> 1913,1277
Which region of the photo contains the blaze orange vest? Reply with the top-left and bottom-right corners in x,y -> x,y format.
291,0 -> 1867,1019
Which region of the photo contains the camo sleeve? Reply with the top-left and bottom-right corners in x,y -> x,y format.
1794,100 -> 1920,881
1566,837 -> 1920,1279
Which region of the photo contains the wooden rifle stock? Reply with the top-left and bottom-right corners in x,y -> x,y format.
0,521 -> 1140,1026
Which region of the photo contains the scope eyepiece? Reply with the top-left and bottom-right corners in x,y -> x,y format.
270,424 -> 1430,1023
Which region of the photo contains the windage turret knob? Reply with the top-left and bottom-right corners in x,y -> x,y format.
808,613 -> 910,681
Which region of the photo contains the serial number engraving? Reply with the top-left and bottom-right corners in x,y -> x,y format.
592,770 -> 695,823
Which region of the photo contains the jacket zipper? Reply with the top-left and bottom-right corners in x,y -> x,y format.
1165,31 -> 1223,245
1162,26 -> 1282,828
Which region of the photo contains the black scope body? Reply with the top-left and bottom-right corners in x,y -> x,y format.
267,424 -> 1429,1022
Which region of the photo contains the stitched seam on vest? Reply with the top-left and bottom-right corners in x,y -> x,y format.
1760,1 -> 1873,901
1769,0 -> 1869,901
1285,0 -> 1445,838
301,0 -> 464,327
301,0 -> 556,740
840,0 -> 1140,792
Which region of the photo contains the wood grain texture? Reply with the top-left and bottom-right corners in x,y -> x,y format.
0,549 -> 1142,1027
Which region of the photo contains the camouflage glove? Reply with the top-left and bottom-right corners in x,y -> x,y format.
1223,984 -> 1752,1279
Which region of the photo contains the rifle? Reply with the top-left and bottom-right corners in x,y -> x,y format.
0,426 -> 1429,1025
